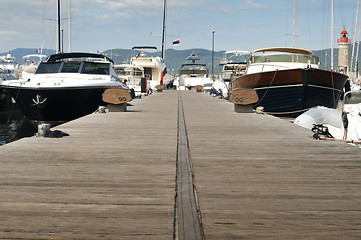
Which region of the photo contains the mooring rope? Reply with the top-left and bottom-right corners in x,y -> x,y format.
6,86 -> 21,126
255,69 -> 278,107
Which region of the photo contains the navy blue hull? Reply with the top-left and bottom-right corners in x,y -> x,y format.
231,68 -> 349,117
6,87 -> 108,121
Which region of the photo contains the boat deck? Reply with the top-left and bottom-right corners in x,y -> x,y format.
0,90 -> 361,239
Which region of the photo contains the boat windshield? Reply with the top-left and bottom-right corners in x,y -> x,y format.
81,62 -> 109,75
344,91 -> 361,104
251,54 -> 319,65
61,62 -> 82,73
36,62 -> 62,74
36,61 -> 110,75
180,65 -> 208,75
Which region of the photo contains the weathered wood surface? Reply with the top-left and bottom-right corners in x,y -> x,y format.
180,91 -> 361,240
0,92 -> 178,239
1,90 -> 361,240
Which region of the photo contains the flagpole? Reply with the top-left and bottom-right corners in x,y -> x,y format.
212,30 -> 215,80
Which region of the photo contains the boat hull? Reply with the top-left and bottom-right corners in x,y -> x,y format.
230,68 -> 349,117
5,87 -> 113,121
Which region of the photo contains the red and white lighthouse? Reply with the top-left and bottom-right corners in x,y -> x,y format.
337,28 -> 351,75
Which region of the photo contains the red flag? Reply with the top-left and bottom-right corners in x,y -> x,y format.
173,39 -> 180,45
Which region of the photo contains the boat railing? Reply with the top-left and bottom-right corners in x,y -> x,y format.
344,91 -> 361,105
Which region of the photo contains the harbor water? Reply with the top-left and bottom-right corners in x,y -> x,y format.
0,118 -> 38,146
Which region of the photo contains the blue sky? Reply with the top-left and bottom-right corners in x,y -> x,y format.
0,0 -> 358,53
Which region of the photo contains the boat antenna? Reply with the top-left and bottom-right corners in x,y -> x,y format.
161,0 -> 167,60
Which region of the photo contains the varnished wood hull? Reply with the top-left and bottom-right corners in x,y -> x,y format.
230,68 -> 349,117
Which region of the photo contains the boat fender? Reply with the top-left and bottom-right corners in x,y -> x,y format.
102,88 -> 131,104
230,89 -> 258,105
156,85 -> 165,92
195,85 -> 203,92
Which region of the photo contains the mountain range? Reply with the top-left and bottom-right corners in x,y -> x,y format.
1,46 -> 360,74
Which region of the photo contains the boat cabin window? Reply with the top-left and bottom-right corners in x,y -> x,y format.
61,62 -> 82,73
114,67 -> 143,77
180,69 -> 208,75
114,67 -> 130,76
133,69 -> 143,76
179,65 -> 208,75
251,54 -> 319,65
35,62 -> 62,74
81,62 -> 110,75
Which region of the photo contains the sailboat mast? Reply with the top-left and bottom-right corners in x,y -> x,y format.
57,0 -> 61,53
331,0 -> 334,70
68,0 -> 71,52
161,0 -> 167,59
351,0 -> 359,73
292,0 -> 299,47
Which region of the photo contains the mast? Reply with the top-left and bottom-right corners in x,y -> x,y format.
355,22 -> 361,78
57,0 -> 61,53
161,0 -> 167,60
292,0 -> 299,47
331,0 -> 334,70
351,0 -> 359,73
68,0 -> 71,52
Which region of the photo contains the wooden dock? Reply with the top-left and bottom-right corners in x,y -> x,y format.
1,90 -> 361,239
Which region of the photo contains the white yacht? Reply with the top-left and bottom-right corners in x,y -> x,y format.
1,52 -> 128,121
212,50 -> 248,98
178,52 -> 213,90
19,54 -> 47,78
130,46 -> 167,91
0,53 -> 20,79
114,63 -> 149,97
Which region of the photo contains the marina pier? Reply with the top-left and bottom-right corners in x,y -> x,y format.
1,91 -> 361,239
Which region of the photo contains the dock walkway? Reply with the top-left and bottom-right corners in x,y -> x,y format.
1,90 -> 361,239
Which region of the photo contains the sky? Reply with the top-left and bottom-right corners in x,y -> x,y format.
0,0 -> 358,54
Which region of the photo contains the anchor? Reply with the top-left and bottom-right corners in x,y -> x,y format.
31,94 -> 47,106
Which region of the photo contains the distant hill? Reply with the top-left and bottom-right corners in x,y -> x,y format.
103,47 -> 361,74
2,46 -> 361,74
102,48 -> 226,74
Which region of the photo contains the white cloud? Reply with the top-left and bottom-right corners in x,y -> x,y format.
0,31 -> 21,37
240,0 -> 265,10
90,0 -> 163,18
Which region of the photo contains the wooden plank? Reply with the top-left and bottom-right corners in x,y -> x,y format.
180,91 -> 361,239
2,90 -> 361,239
0,91 -> 179,239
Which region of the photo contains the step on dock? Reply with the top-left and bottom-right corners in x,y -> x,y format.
0,90 -> 361,239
